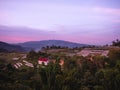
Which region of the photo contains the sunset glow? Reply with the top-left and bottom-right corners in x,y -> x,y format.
0,0 -> 120,45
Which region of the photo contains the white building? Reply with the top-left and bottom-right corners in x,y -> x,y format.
38,58 -> 49,65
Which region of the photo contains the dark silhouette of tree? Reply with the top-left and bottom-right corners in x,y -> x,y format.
27,50 -> 38,61
112,39 -> 120,47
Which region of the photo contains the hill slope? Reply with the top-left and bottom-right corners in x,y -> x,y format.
18,40 -> 89,50
0,41 -> 26,52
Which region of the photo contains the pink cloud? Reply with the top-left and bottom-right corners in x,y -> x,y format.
0,36 -> 33,43
0,24 -> 119,45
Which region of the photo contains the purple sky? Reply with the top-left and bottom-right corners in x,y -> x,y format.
0,0 -> 120,45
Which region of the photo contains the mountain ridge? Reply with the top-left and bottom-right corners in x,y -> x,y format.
18,40 -> 89,51
0,40 -> 90,52
0,41 -> 26,52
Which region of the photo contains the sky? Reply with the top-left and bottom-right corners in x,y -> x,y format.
0,0 -> 120,45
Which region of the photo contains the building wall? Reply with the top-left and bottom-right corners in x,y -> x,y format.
38,61 -> 48,65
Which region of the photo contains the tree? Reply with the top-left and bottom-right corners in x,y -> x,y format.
27,50 -> 38,61
112,39 -> 120,47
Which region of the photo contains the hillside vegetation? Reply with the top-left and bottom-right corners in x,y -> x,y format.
0,46 -> 120,90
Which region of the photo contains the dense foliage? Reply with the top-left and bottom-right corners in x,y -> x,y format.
0,48 -> 120,90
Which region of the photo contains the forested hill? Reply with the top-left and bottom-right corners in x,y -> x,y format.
0,41 -> 25,52
18,40 -> 89,50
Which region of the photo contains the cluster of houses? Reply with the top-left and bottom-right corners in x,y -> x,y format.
12,55 -> 33,69
12,48 -> 110,69
12,55 -> 64,69
23,60 -> 34,67
38,48 -> 109,66
77,48 -> 109,57
13,60 -> 34,69
14,62 -> 23,69
38,57 -> 64,66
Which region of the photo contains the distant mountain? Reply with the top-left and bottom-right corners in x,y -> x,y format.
0,41 -> 26,52
18,40 -> 89,51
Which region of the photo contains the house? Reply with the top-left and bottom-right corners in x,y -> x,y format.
38,58 -> 49,65
12,57 -> 19,60
23,60 -> 34,67
13,62 -> 23,69
22,55 -> 27,59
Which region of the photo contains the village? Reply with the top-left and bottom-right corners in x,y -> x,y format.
1,45 -> 119,70
0,45 -> 120,90
8,46 -> 113,69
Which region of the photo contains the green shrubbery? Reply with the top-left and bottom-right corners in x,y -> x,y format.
0,48 -> 120,90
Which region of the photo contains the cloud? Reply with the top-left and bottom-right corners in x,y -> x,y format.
0,11 -> 9,24
0,24 -> 119,45
93,7 -> 120,15
0,1 -> 120,45
0,25 -> 66,43
1,1 -> 120,29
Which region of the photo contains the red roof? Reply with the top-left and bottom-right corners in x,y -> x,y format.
38,58 -> 48,62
